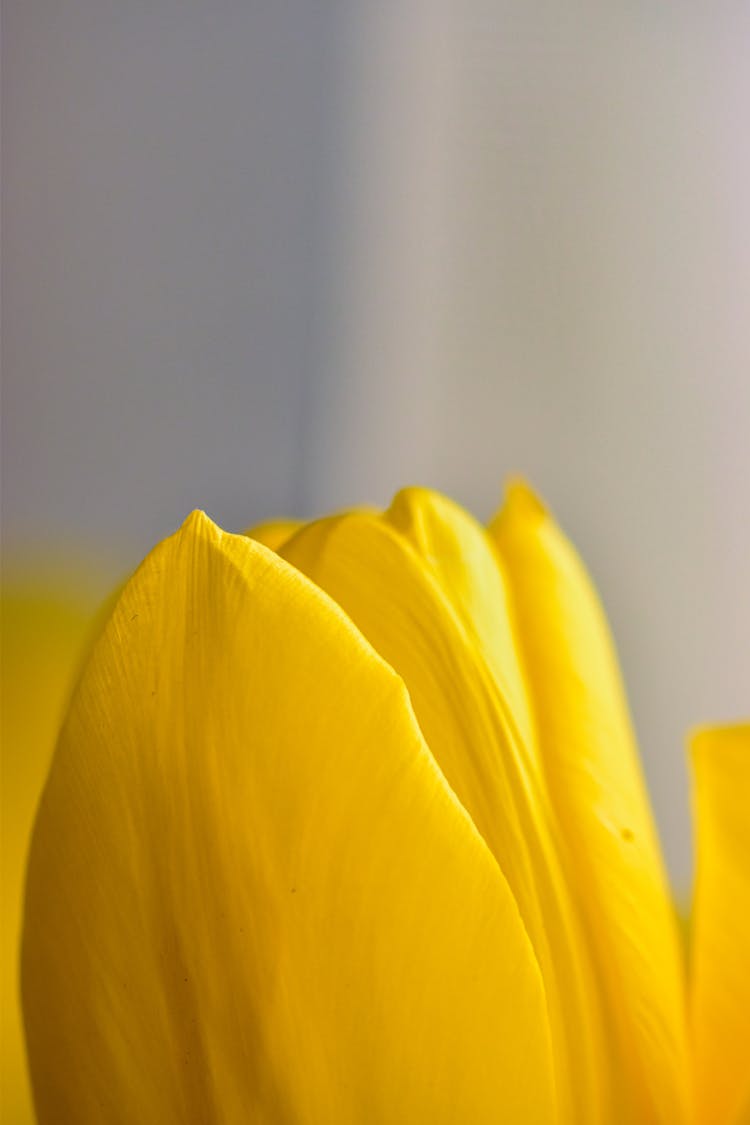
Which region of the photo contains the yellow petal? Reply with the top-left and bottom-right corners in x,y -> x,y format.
282,500 -> 608,1123
23,512 -> 555,1125
386,487 -> 536,754
690,723 -> 750,1125
491,480 -> 689,1124
244,518 -> 302,552
1,587 -> 95,1125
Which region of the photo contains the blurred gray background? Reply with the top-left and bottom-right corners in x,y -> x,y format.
3,1 -> 749,891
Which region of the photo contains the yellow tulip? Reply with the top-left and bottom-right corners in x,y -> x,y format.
17,484 -> 750,1124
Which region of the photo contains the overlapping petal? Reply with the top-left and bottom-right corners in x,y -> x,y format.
22,513 -> 555,1125
282,496 -> 608,1122
245,519 -> 302,552
491,481 -> 689,1124
690,724 -> 750,1125
386,487 -> 536,754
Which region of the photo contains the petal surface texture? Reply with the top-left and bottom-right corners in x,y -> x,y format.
282,492 -> 608,1123
1,588 -> 94,1125
491,481 -> 689,1124
690,724 -> 750,1125
22,513 -> 555,1125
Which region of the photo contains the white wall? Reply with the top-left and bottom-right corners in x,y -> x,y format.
3,1 -> 749,888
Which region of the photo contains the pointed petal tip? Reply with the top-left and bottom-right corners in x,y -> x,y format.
180,509 -> 213,534
178,510 -> 285,565
506,477 -> 547,513
492,478 -> 548,534
177,509 -> 234,549
388,484 -> 444,515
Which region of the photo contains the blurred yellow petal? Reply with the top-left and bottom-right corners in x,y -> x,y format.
244,518 -> 302,552
23,513 -> 555,1125
282,499 -> 607,1123
1,588 -> 94,1125
247,509 -> 378,554
491,480 -> 689,1124
690,723 -> 750,1125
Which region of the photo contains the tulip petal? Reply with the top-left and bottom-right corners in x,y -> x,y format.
282,501 -> 608,1122
1,589 -> 94,1125
491,481 -> 689,1124
690,723 -> 750,1125
386,487 -> 536,755
23,512 -> 555,1125
245,518 -> 302,552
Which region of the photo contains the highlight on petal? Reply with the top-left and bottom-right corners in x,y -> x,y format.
1,587 -> 95,1125
22,512 -> 556,1125
690,724 -> 750,1125
491,480 -> 689,1124
282,496 -> 609,1123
